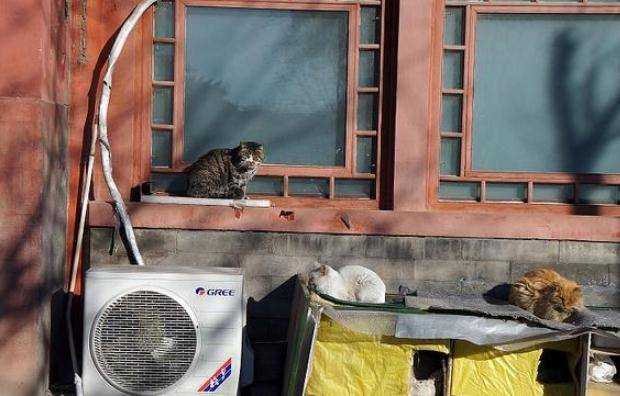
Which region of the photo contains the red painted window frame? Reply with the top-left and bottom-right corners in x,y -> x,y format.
81,0 -> 620,242
139,0 -> 388,209
426,1 -> 620,215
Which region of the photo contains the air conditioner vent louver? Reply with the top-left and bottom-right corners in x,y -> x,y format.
92,290 -> 198,395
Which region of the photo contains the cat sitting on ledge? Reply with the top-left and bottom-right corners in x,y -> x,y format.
186,141 -> 264,199
307,264 -> 386,304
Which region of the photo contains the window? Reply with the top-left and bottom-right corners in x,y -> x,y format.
147,0 -> 385,205
436,2 -> 620,207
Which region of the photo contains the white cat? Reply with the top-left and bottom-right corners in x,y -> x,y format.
307,264 -> 386,304
409,378 -> 436,396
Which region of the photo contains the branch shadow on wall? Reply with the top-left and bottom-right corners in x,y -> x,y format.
0,103 -> 69,395
549,30 -> 620,308
550,30 -> 620,215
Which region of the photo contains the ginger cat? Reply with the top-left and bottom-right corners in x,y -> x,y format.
509,268 -> 584,322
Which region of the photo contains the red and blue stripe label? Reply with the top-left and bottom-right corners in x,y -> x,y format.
197,358 -> 232,393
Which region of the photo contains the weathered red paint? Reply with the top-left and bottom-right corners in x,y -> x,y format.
0,0 -> 70,393
68,0 -> 620,276
90,201 -> 620,242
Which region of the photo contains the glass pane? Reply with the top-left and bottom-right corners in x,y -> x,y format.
486,183 -> 527,202
444,7 -> 465,45
335,179 -> 375,199
153,43 -> 174,81
247,176 -> 283,196
359,50 -> 380,87
358,93 -> 378,131
578,184 -> 618,204
533,184 -> 574,203
443,50 -> 464,89
439,182 -> 480,201
154,1 -> 175,38
440,138 -> 461,176
151,130 -> 171,167
184,7 -> 348,166
360,6 -> 381,45
472,14 -> 620,173
152,86 -> 173,125
150,173 -> 187,194
289,178 -> 329,197
356,136 -> 376,174
441,94 -> 462,132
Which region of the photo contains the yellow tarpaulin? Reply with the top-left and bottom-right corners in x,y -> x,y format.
451,339 -> 580,396
305,316 -> 450,396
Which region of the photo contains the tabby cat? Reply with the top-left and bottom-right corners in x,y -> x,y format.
509,268 -> 584,322
186,142 -> 264,199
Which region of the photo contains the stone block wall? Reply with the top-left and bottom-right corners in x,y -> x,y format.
88,228 -> 619,394
89,228 -> 620,307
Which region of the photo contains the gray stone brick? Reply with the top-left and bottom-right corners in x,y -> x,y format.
425,238 -> 463,260
134,229 -> 176,253
89,248 -> 131,266
177,230 -> 275,254
573,264 -> 610,286
89,228 -> 131,265
610,263 -> 619,287
364,236 -> 425,260
270,232 -> 290,255
284,233 -> 367,258
384,278 -> 416,294
89,227 -> 115,252
400,280 -> 502,297
415,260 -> 510,282
582,285 -> 620,308
462,239 -> 559,263
90,228 -> 176,258
510,262 -> 609,286
244,276 -> 273,300
239,255 -> 317,277
460,281 -> 505,296
559,241 -> 620,264
403,281 -> 463,297
147,252 -> 239,268
317,256 -> 415,281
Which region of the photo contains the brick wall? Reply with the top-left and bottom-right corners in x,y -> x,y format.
88,228 -> 620,394
89,228 -> 620,306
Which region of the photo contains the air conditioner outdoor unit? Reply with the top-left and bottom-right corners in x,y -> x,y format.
82,265 -> 243,396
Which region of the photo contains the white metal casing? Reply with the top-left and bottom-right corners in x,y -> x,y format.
82,265 -> 243,396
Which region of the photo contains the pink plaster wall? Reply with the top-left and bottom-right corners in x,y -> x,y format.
0,0 -> 70,394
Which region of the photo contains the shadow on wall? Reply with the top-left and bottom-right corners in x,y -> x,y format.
0,104 -> 69,394
550,29 -> 620,216
550,29 -> 620,308
242,277 -> 297,396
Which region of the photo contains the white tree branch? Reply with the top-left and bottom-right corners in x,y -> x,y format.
98,0 -> 158,266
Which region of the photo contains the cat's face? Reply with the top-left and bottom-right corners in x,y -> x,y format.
545,281 -> 584,321
307,264 -> 339,294
236,142 -> 265,167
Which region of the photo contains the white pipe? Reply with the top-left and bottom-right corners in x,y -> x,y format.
98,0 -> 159,266
66,1 -> 158,394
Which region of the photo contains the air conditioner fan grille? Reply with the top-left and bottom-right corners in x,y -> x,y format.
92,290 -> 197,394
